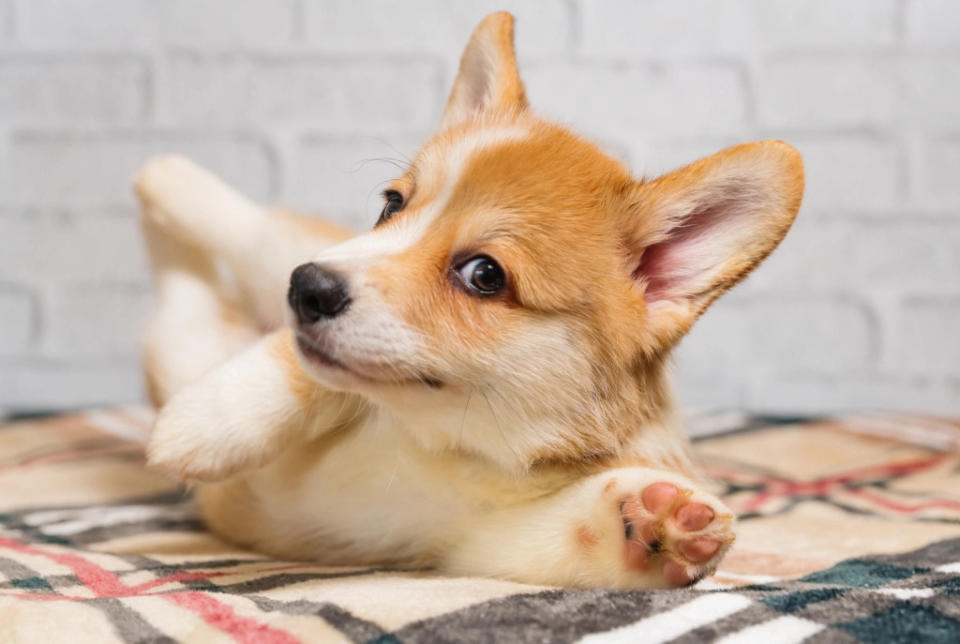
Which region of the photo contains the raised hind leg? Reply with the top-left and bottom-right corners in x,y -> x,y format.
139,208 -> 259,406
135,155 -> 352,330
135,155 -> 352,405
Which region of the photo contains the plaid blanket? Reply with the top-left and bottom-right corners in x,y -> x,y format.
1,409 -> 958,642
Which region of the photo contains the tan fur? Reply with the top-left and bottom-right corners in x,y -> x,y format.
140,12 -> 803,589
269,328 -> 333,408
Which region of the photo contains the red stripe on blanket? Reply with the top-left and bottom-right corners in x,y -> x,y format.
0,537 -> 297,643
845,486 -> 960,513
0,536 -> 128,596
735,455 -> 957,513
166,592 -> 299,644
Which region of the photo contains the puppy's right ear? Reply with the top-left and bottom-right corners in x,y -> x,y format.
439,12 -> 528,130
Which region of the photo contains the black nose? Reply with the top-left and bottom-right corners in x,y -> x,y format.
288,263 -> 351,324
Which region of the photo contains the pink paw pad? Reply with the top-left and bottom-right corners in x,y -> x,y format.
675,503 -> 715,531
642,482 -> 679,513
619,480 -> 730,588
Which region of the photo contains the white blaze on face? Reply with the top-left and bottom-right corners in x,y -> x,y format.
312,123 -> 533,269
299,123 -> 533,385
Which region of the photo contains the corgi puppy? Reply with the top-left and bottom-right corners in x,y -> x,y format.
137,12 -> 803,589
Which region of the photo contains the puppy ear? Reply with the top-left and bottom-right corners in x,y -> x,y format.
439,11 -> 528,130
625,140 -> 804,349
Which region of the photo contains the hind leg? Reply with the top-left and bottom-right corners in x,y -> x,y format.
140,210 -> 260,406
135,155 -> 352,330
136,155 -> 353,405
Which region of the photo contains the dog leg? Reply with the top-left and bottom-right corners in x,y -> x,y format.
147,329 -> 362,481
443,466 -> 735,589
140,207 -> 261,406
135,155 -> 352,330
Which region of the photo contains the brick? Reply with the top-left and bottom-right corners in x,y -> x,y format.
744,377 -> 960,415
581,0 -> 756,59
919,138 -> 960,208
0,0 -> 9,41
673,301 -> 748,410
756,297 -> 877,374
0,361 -> 144,411
757,57 -> 898,130
14,0 -> 297,49
673,301 -> 748,378
303,0 -> 571,58
904,0 -> 960,49
43,285 -> 153,359
789,137 -> 900,213
581,0 -> 896,59
754,0 -> 897,51
0,288 -> 35,355
746,218 -> 960,293
0,132 -> 275,207
525,63 -> 747,141
673,371 -> 744,412
285,135 -> 423,229
900,298 -> 960,377
902,59 -> 960,133
0,56 -> 146,124
678,295 -> 878,375
0,212 -> 149,284
163,55 -> 441,132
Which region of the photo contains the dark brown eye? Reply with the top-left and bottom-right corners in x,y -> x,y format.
456,256 -> 505,295
377,190 -> 405,226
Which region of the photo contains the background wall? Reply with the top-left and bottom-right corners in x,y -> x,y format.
1,0 -> 958,414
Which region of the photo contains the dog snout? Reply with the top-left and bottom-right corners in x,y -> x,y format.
288,263 -> 351,324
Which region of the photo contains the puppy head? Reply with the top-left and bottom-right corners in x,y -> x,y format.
288,12 -> 804,469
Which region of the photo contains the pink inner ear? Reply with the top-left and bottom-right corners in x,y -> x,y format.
632,196 -> 744,304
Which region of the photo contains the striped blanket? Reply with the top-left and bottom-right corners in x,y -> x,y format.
1,409 -> 959,642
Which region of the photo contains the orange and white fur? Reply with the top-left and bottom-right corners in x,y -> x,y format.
138,13 -> 803,590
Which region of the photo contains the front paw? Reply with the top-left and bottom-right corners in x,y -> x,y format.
146,396 -> 249,482
594,471 -> 736,588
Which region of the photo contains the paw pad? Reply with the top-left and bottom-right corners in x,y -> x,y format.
618,480 -> 733,588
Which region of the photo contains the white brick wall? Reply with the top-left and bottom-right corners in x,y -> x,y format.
1,0 -> 958,414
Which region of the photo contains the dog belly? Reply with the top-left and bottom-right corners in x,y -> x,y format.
196,422 -> 477,565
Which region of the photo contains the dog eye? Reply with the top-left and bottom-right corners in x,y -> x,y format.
456,256 -> 505,295
377,190 -> 405,226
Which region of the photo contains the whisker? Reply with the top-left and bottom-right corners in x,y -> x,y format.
458,386 -> 475,450
354,157 -> 408,173
368,137 -> 414,165
480,388 -> 523,465
485,387 -> 527,426
385,452 -> 401,492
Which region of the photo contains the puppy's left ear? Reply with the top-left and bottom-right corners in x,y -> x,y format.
625,140 -> 804,349
439,11 -> 528,130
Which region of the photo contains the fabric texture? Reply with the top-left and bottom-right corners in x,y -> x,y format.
0,409 -> 958,642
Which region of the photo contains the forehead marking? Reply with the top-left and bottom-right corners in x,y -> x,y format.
422,124 -> 533,214
314,124 -> 531,269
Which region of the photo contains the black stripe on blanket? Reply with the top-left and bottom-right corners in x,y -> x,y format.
383,538 -> 960,643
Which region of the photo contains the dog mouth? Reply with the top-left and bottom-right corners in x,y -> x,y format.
295,333 -> 442,389
296,334 -> 349,371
